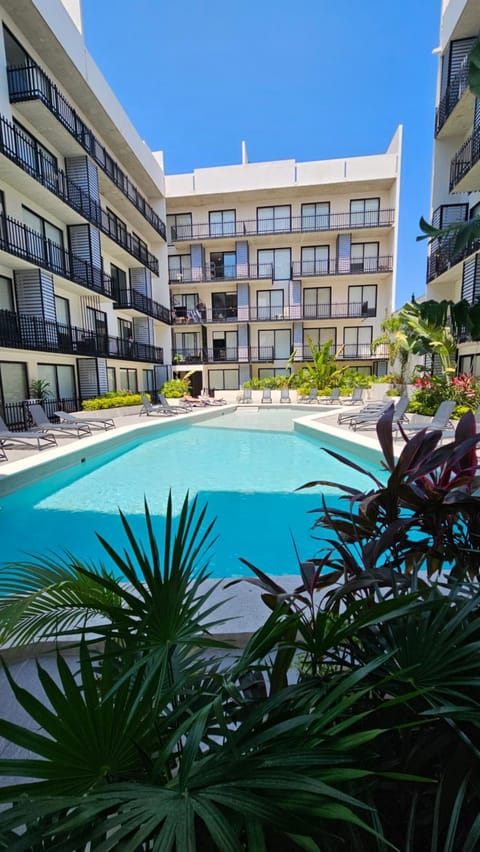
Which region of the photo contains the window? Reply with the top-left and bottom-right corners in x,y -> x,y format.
257,205 -> 291,234
86,306 -> 108,355
303,287 -> 331,319
119,368 -> 138,392
351,242 -> 379,273
38,363 -> 76,399
168,254 -> 192,282
0,361 -> 28,407
174,331 -> 200,361
208,369 -> 239,390
0,276 -> 14,311
348,285 -> 377,317
212,292 -> 237,320
210,252 -> 236,279
257,248 -> 291,280
304,328 -> 336,353
301,246 -> 329,275
350,198 -> 380,227
118,318 -> 133,341
142,369 -> 154,391
258,329 -> 291,360
256,290 -> 284,321
22,206 -> 65,274
167,213 -> 192,242
343,326 -> 373,358
14,120 -> 58,189
106,209 -> 127,245
55,295 -> 70,326
212,330 -> 238,361
301,202 -> 330,231
107,367 -> 116,392
258,368 -> 289,379
209,209 -> 236,237
131,232 -> 148,260
373,361 -> 388,378
111,264 -> 127,301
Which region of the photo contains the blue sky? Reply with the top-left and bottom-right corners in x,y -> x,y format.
81,0 -> 441,309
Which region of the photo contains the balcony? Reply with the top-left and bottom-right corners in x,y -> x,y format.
0,214 -> 113,298
7,63 -> 166,241
169,209 -> 395,242
171,302 -> 374,324
292,257 -> 393,277
0,115 -> 159,274
113,288 -> 171,324
300,343 -> 389,360
171,346 -> 275,363
427,239 -> 480,283
0,309 -> 163,363
450,125 -> 480,192
435,51 -> 475,137
169,263 -> 273,284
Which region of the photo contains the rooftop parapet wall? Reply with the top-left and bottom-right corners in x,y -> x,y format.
166,128 -> 401,198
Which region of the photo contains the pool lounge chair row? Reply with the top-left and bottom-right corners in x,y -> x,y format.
338,397 -> 457,436
0,405 -> 117,458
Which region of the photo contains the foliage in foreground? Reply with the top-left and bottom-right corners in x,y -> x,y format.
1,413 -> 480,848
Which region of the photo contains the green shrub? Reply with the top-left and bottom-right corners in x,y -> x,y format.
82,392 -> 142,411
161,377 -> 191,398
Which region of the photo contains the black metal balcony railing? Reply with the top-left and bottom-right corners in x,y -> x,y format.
427,238 -> 480,283
0,308 -> 164,363
172,346 -> 276,363
169,263 -> 273,284
292,257 -> 393,277
0,214 -> 113,298
300,343 -> 388,360
450,124 -> 480,191
113,288 -> 171,325
169,209 -> 395,242
7,63 -> 166,241
0,115 -> 159,275
435,52 -> 471,135
171,301 -> 374,324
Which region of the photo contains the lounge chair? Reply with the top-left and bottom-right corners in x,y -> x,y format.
158,394 -> 192,414
299,388 -> 318,403
352,396 -> 410,432
401,400 -> 455,435
319,388 -> 341,404
28,404 -> 91,438
239,388 -> 252,404
0,414 -> 57,451
337,400 -> 387,426
139,394 -> 176,417
0,444 -> 7,461
54,411 -> 116,431
261,388 -> 272,404
341,387 -> 364,406
199,396 -> 227,406
280,387 -> 291,403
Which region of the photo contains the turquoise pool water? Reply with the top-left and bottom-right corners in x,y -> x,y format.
0,410 -> 380,578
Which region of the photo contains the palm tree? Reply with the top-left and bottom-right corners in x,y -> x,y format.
371,315 -> 411,389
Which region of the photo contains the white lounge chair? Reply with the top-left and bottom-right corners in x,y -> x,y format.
299,388 -> 318,403
340,387 -> 364,406
28,404 -> 91,438
338,400 -> 387,426
0,414 -> 57,451
352,396 -> 409,432
261,388 -> 272,404
280,387 -> 291,403
319,388 -> 341,404
239,388 -> 252,404
54,410 -> 116,431
158,394 -> 192,414
0,445 -> 6,461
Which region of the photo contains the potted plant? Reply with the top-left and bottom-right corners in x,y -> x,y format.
28,379 -> 52,404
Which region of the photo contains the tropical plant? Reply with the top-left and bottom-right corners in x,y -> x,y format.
408,372 -> 480,417
399,300 -> 457,377
161,374 -> 193,397
292,337 -> 348,391
371,315 -> 412,389
29,378 -> 52,403
82,391 -> 143,410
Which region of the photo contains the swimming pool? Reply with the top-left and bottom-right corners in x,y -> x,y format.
0,409 -> 380,579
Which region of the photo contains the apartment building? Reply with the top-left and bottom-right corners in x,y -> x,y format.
0,0 -> 171,415
427,0 -> 480,372
165,134 -> 401,395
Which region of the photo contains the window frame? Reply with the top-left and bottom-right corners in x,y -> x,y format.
256,205 -> 292,234
208,209 -> 236,238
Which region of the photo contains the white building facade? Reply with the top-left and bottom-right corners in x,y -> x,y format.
166,133 -> 401,395
428,0 -> 480,372
0,0 -> 171,416
0,0 -> 401,413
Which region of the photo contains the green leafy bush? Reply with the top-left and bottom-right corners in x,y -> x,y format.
160,377 -> 191,397
82,392 -> 142,410
409,373 -> 480,418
